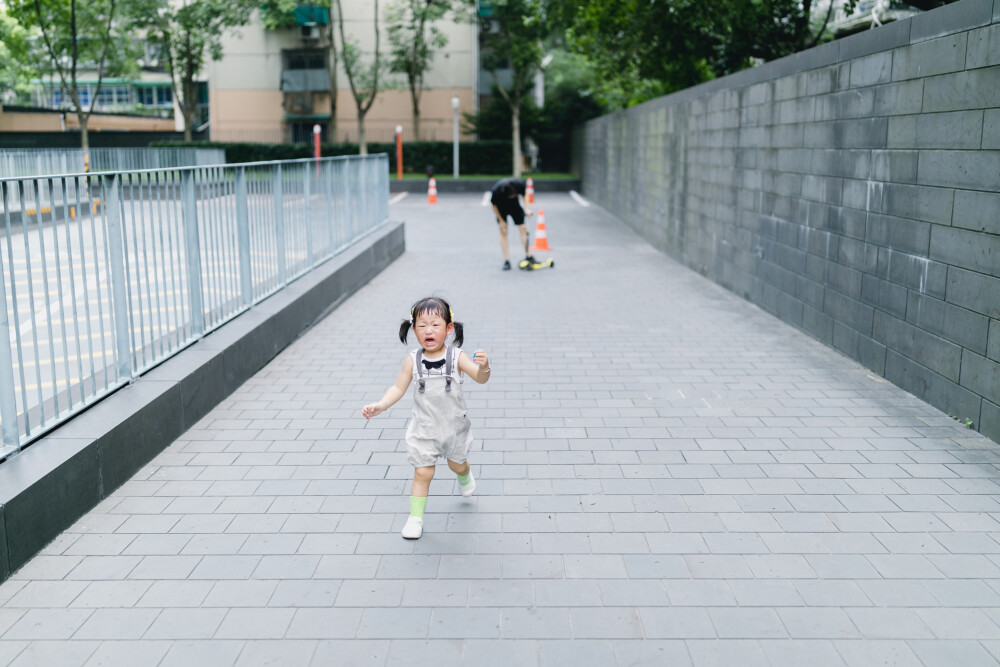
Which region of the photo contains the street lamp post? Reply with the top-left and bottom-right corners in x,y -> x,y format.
313,124 -> 321,177
451,94 -> 460,179
395,125 -> 403,181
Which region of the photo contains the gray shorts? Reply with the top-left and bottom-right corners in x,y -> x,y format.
405,416 -> 472,468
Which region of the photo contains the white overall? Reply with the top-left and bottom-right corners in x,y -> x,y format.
405,346 -> 473,468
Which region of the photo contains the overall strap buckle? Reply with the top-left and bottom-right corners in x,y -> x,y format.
415,349 -> 426,393
445,346 -> 453,392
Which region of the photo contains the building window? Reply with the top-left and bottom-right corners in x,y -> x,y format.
284,50 -> 326,70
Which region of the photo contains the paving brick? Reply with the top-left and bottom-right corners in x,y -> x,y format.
500,608 -> 571,639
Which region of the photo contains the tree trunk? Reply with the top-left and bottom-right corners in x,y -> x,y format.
411,82 -> 421,140
79,113 -> 90,152
358,113 -> 367,155
327,30 -> 338,141
329,68 -> 338,141
183,78 -> 195,141
512,104 -> 521,177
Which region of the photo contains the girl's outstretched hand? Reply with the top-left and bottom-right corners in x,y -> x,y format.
362,402 -> 384,419
472,350 -> 489,368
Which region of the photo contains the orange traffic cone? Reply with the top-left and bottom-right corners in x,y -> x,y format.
525,177 -> 535,204
427,177 -> 437,204
531,209 -> 551,251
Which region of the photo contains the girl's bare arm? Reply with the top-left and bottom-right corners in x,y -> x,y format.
459,349 -> 491,384
362,356 -> 414,418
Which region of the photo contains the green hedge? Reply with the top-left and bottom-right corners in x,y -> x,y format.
151,140 -> 513,175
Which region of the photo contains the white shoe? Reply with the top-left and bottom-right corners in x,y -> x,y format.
401,515 -> 423,539
460,473 -> 476,497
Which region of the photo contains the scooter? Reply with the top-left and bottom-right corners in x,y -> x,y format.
518,257 -> 555,271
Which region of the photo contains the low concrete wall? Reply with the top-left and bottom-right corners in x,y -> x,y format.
576,0 -> 1000,442
389,178 -> 581,194
0,221 -> 405,582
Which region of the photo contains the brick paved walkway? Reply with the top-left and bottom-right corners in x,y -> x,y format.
1,192 -> 999,666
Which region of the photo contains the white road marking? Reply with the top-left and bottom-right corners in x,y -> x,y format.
388,192 -> 408,205
481,192 -> 491,206
569,190 -> 590,207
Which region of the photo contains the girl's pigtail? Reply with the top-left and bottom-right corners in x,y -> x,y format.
398,319 -> 412,344
452,321 -> 464,348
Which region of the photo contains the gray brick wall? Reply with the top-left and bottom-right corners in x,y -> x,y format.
576,0 -> 1000,443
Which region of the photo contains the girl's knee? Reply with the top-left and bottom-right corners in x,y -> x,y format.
414,466 -> 435,482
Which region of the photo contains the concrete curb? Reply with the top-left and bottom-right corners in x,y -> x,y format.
0,220 -> 405,582
389,178 -> 580,193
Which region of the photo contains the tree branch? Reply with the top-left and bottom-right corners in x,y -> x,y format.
86,0 -> 117,120
33,0 -> 74,109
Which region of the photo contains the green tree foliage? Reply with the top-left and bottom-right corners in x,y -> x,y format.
6,0 -> 142,149
468,49 -> 604,171
0,10 -> 34,104
481,0 -> 546,176
548,0 -> 840,106
386,0 -> 469,140
133,0 -> 256,141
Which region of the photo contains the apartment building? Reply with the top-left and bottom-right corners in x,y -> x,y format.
207,3 -> 479,144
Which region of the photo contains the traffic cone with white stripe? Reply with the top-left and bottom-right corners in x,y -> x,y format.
427,177 -> 437,204
525,177 -> 535,204
531,209 -> 551,251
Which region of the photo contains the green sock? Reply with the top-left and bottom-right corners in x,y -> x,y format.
457,472 -> 471,486
410,496 -> 427,518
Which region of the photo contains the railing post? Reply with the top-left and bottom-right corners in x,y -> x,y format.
181,170 -> 204,336
102,175 -> 136,381
235,167 -> 253,307
0,185 -> 21,454
303,162 -> 314,267
324,160 -> 335,255
273,164 -> 286,284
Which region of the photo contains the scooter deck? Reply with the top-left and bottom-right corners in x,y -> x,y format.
518,258 -> 555,271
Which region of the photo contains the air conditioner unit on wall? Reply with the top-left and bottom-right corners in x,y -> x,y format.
300,24 -> 319,40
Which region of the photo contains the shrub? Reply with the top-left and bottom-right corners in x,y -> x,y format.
151,140 -> 513,175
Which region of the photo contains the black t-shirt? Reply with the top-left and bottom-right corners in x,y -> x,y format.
490,178 -> 526,208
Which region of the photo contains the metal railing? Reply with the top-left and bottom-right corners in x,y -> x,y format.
0,148 -> 227,212
0,154 -> 389,458
0,147 -> 226,177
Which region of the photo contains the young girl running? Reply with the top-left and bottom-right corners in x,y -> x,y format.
362,297 -> 491,539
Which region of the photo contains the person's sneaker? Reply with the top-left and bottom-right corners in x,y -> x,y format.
524,254 -> 538,265
401,515 -> 423,539
460,473 -> 477,497
502,260 -> 511,271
